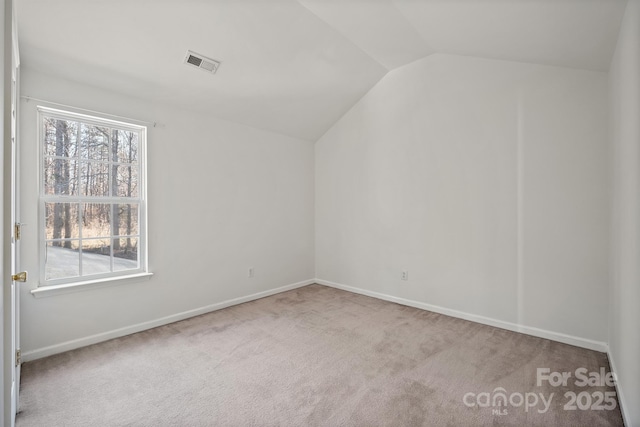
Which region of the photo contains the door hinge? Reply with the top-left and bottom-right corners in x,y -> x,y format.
14,223 -> 20,240
15,349 -> 21,366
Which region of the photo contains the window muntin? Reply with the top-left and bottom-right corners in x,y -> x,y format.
39,107 -> 147,285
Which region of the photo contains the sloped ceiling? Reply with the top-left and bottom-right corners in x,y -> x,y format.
16,0 -> 627,141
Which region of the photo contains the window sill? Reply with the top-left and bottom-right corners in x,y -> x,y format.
30,272 -> 154,298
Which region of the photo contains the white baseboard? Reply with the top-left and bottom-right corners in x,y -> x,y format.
23,277 -> 609,358
22,278 -> 315,362
607,350 -> 631,427
315,279 -> 609,353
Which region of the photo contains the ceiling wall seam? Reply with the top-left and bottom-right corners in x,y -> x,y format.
295,0 -> 392,72
389,0 -> 437,62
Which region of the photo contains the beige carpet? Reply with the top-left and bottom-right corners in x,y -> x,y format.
17,284 -> 624,426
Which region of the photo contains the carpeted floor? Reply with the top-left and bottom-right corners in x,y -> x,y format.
17,284 -> 624,426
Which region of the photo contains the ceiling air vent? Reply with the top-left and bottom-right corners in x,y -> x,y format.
184,50 -> 221,74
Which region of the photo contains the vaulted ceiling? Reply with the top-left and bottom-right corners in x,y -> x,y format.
16,0 -> 627,141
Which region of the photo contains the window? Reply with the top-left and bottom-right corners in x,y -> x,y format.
38,106 -> 147,286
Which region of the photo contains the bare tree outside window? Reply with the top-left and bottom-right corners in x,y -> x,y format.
40,107 -> 146,284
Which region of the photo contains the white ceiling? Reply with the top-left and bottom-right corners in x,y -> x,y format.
16,0 -> 627,141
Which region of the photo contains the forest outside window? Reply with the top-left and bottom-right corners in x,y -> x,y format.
38,106 -> 148,286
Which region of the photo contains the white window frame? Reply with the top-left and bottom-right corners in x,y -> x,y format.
36,106 -> 149,289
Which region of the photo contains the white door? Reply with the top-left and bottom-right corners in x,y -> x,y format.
9,7 -> 22,425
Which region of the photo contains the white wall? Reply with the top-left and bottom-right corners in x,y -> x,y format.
316,53 -> 609,347
609,1 -> 640,425
19,68 -> 315,358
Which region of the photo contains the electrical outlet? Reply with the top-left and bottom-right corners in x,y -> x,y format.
401,270 -> 408,281
248,267 -> 254,278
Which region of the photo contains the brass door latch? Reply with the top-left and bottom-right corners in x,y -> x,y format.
11,271 -> 27,282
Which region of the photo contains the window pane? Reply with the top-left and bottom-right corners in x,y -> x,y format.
113,204 -> 139,236
82,203 -> 111,239
81,238 -> 111,276
81,124 -> 110,161
113,164 -> 138,198
44,158 -> 78,195
79,161 -> 109,196
40,108 -> 146,286
112,129 -> 138,164
114,237 -> 139,272
45,240 -> 79,280
43,118 -> 57,157
43,118 -> 78,158
45,202 -> 79,240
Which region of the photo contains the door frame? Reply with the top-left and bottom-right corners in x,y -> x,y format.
9,3 -> 20,422
3,0 -> 19,425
